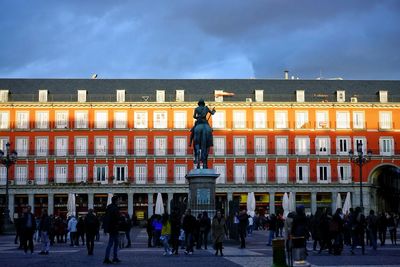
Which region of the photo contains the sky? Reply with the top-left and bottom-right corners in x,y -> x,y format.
0,0 -> 399,80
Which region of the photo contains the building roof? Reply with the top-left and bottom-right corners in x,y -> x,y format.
0,78 -> 399,102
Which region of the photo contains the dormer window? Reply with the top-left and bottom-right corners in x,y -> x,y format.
176,90 -> 184,102
296,90 -> 305,102
337,90 -> 345,102
0,90 -> 9,102
379,90 -> 388,103
255,90 -> 263,102
156,90 -> 165,102
39,90 -> 48,102
215,90 -> 223,102
116,90 -> 125,102
78,90 -> 87,103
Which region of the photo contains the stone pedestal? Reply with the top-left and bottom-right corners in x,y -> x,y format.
186,169 -> 219,219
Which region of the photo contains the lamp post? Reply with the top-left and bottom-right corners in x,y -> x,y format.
348,143 -> 372,212
0,142 -> 18,234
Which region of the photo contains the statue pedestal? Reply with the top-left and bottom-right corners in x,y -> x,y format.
186,169 -> 219,219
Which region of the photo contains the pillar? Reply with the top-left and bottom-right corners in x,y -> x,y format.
331,191 -> 337,213
8,193 -> 14,222
48,193 -> 54,216
88,193 -> 94,209
311,192 -> 317,215
269,192 -> 275,215
147,193 -> 154,218
28,194 -> 34,214
128,193 -> 134,217
227,192 -> 233,215
167,193 -> 173,213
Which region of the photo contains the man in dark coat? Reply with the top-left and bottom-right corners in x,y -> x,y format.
103,196 -> 121,264
21,205 -> 36,254
182,209 -> 197,255
170,209 -> 182,254
38,209 -> 51,255
199,211 -> 211,250
238,210 -> 249,248
84,209 -> 100,255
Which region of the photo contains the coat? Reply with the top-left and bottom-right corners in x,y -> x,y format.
212,217 -> 227,243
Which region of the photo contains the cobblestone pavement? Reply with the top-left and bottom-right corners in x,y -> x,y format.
0,228 -> 399,267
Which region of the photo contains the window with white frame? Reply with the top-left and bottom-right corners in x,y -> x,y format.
135,137 -> 147,156
233,111 -> 246,129
275,111 -> 288,129
174,111 -> 186,129
253,111 -> 266,129
116,90 -> 125,102
75,111 -> 88,128
174,136 -> 186,156
379,111 -> 392,129
114,136 -> 127,156
114,111 -> 127,128
276,136 -> 288,155
114,165 -> 127,183
255,164 -> 267,184
296,164 -> 309,183
234,136 -> 246,156
317,165 -> 331,183
0,167 -> 6,185
55,137 -> 68,157
296,90 -> 305,102
36,137 -> 48,157
176,90 -> 184,102
75,165 -> 87,183
234,164 -> 246,184
154,137 -> 167,156
35,165 -> 48,185
153,111 -> 167,129
15,166 -> 28,185
54,165 -> 68,183
175,165 -> 187,184
94,165 -> 107,183
55,111 -> 69,129
36,111 -> 49,129
214,90 -> 223,102
16,111 -> 29,129
254,136 -> 267,156
214,164 -> 226,184
95,111 -> 108,129
39,89 -> 48,102
154,165 -> 167,184
95,137 -> 108,156
135,165 -> 147,184
0,111 -> 9,129
380,137 -> 394,156
255,90 -> 264,102
134,111 -> 148,129
213,136 -> 226,156
316,137 -> 330,155
276,164 -> 288,184
77,90 -> 87,102
0,90 -> 9,102
336,137 -> 351,155
0,137 -> 8,152
295,136 -> 310,155
296,111 -> 308,129
156,90 -> 165,102
336,111 -> 350,129
353,111 -> 365,129
75,137 -> 88,156
16,137 -> 28,157
338,164 -> 351,183
212,111 -> 225,129
316,111 -> 329,129
353,137 -> 367,154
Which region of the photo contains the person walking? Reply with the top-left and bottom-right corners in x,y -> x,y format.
199,211 -> 211,250
182,209 -> 196,255
38,209 -> 51,255
84,209 -> 100,255
146,216 -> 154,248
161,213 -> 172,256
387,213 -> 397,245
291,205 -> 309,255
124,214 -> 132,248
267,214 -> 277,246
212,210 -> 228,256
21,206 -> 36,255
367,210 -> 378,250
238,209 -> 249,249
170,209 -> 181,255
378,212 -> 388,246
68,215 -> 78,247
103,195 -> 121,264
331,208 -> 344,255
76,216 -> 85,246
351,207 -> 366,255
14,212 -> 23,249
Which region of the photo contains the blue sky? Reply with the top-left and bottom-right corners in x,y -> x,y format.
0,0 -> 399,79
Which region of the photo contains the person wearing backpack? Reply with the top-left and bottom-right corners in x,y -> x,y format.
84,209 -> 99,255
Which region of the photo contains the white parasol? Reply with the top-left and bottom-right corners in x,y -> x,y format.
288,192 -> 296,213
107,193 -> 113,205
155,193 -> 165,215
282,192 -> 289,218
342,192 -> 352,215
247,192 -> 256,217
336,193 -> 342,212
67,193 -> 76,218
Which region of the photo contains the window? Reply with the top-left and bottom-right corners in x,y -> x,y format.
176,90 -> 184,102
175,165 -> 187,184
135,137 -> 147,156
75,137 -> 88,156
276,136 -> 288,155
255,90 -> 263,102
35,111 -> 49,129
336,111 -> 350,129
317,165 -> 331,183
114,136 -> 127,156
296,90 -> 305,102
16,137 -> 28,157
0,137 -> 8,152
275,111 -> 288,129
77,90 -> 86,102
379,111 -> 392,129
39,90 -> 48,102
54,165 -> 68,183
253,111 -> 266,129
55,137 -> 68,157
337,90 -> 345,102
153,111 -> 167,129
35,165 -> 48,185
353,111 -> 365,129
16,111 -> 29,129
75,165 -> 87,183
234,137 -> 246,156
75,111 -> 88,128
212,111 -> 225,129
276,164 -> 288,184
154,165 -> 167,184
213,136 -> 226,156
95,111 -> 108,129
296,165 -> 309,183
379,90 -> 388,103
254,136 -> 267,156
233,111 -> 246,129
114,165 -> 127,183
316,137 -> 330,155
0,111 -> 9,129
156,90 -> 165,102
296,111 -> 308,129
214,164 -> 226,184
255,164 -> 267,184
380,137 -> 394,156
116,90 -> 125,102
95,137 -> 107,156
36,137 -> 48,157
114,111 -> 127,128
15,166 -> 28,185
338,164 -> 351,183
55,111 -> 69,129
94,165 -> 107,183
135,165 -> 147,184
336,137 -> 351,155
0,90 -> 9,102
353,137 -> 367,154
154,137 -> 167,156
174,136 -> 186,156
134,111 -> 148,129
214,90 -> 223,102
0,167 -> 6,185
316,111 -> 329,129
295,136 -> 310,155
234,164 -> 246,184
174,111 -> 186,129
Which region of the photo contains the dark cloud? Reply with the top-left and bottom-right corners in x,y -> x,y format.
0,0 -> 399,79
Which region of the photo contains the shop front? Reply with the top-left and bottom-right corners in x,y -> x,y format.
115,193 -> 128,214
34,194 -> 48,217
54,194 -> 68,218
133,193 -> 148,221
75,194 -> 88,216
14,194 -> 28,215
94,194 -> 108,216
317,192 -> 332,212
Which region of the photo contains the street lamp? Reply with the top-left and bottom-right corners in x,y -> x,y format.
348,143 -> 372,212
0,142 -> 18,233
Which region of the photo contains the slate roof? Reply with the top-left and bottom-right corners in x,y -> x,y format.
0,78 -> 399,102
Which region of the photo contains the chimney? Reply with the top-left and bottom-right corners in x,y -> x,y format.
284,70 -> 289,80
